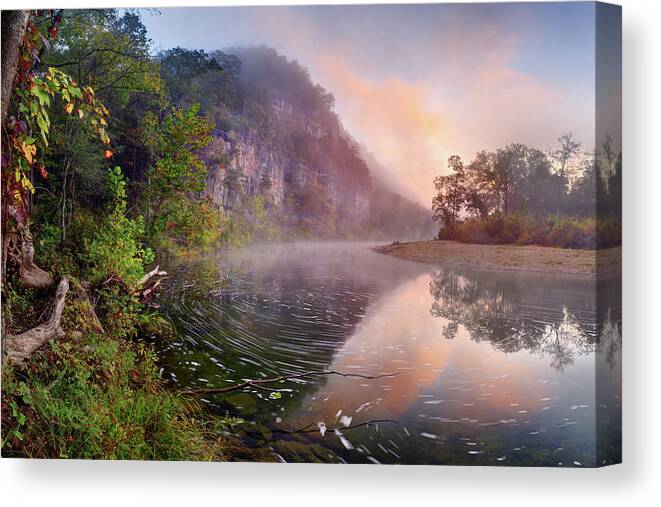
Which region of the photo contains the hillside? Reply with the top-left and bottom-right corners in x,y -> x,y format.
189,46 -> 432,240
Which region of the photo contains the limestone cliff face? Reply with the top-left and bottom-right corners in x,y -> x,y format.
201,129 -> 287,209
200,98 -> 370,234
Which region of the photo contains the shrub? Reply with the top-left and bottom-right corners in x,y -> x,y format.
437,213 -> 619,250
152,197 -> 220,251
84,167 -> 153,286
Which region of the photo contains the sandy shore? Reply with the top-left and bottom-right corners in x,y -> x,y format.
373,240 -> 621,277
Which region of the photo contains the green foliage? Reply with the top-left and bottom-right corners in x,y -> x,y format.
432,135 -> 622,249
141,105 -> 217,250
154,198 -> 220,251
1,333 -> 231,460
46,9 -> 161,107
2,286 -> 40,335
6,45 -> 111,226
158,47 -> 222,106
84,167 -> 153,286
220,196 -> 281,246
438,213 -> 619,250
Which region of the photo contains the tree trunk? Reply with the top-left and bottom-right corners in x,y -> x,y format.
4,277 -> 69,366
5,223 -> 54,289
1,10 -> 30,125
2,11 -> 55,290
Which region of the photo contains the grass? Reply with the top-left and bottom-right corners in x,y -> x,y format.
1,277 -> 243,461
438,213 -> 621,250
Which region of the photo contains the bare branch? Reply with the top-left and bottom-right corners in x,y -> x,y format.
178,370 -> 400,396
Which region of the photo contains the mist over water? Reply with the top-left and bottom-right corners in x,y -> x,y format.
156,242 -> 621,466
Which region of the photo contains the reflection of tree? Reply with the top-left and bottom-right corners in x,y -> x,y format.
595,307 -> 622,369
428,269 -> 621,371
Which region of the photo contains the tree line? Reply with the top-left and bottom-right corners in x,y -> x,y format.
431,134 -> 621,249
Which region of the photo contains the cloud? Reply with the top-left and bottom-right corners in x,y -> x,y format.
252,6 -> 595,206
316,54 -> 453,205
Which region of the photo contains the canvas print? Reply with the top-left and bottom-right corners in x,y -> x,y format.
1,2 -> 621,466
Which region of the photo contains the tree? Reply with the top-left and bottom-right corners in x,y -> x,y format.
464,151 -> 498,217
140,104 -> 214,247
1,10 -> 31,124
550,132 -> 583,188
2,11 -> 111,288
432,156 -> 467,227
158,47 -> 222,106
36,9 -> 162,242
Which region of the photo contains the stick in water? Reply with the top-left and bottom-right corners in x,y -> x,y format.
177,370 -> 399,395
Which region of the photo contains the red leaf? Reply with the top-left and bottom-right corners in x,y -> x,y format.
39,165 -> 48,179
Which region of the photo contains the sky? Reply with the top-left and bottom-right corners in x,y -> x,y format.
140,2 -> 601,206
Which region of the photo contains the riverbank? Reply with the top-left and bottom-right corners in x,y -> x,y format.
373,240 -> 621,277
1,276 -> 273,461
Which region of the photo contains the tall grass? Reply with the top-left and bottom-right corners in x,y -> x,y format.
1,331 -> 237,460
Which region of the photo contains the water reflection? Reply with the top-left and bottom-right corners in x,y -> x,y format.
156,242 -> 621,466
428,269 -> 622,371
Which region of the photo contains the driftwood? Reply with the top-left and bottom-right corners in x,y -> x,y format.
4,277 -> 69,366
99,265 -> 167,301
178,370 -> 400,396
137,265 -> 167,287
137,265 -> 167,301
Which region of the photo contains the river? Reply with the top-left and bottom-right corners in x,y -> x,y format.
155,241 -> 621,466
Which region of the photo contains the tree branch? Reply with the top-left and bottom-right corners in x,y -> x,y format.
178,370 -> 400,396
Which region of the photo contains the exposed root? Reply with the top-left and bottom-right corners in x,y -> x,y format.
4,225 -> 54,289
4,277 -> 69,366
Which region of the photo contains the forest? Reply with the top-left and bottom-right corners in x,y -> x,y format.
431,133 -> 622,249
0,9 -> 430,459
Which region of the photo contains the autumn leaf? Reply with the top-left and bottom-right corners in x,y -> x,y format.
20,143 -> 36,164
39,165 -> 48,179
65,102 -> 73,114
104,150 -> 113,159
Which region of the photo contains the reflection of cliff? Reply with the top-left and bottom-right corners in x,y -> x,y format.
428,269 -> 622,371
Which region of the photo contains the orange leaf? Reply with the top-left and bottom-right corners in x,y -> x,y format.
104,150 -> 113,159
65,103 -> 73,114
39,165 -> 48,179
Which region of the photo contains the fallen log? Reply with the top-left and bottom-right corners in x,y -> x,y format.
4,277 -> 69,366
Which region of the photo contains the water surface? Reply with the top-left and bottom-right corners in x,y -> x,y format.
156,242 -> 621,466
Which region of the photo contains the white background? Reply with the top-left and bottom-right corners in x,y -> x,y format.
1,0 -> 659,505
